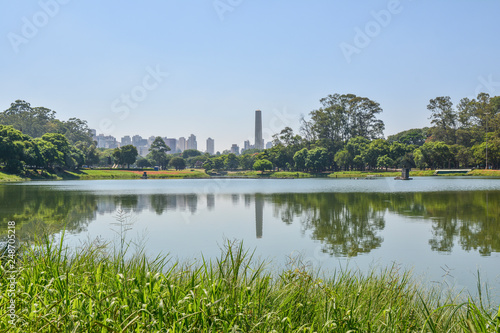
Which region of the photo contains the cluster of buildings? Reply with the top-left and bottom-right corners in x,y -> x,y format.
91,110 -> 271,157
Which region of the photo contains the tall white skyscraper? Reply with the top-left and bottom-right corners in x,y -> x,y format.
187,134 -> 197,150
206,137 -> 215,155
177,137 -> 187,152
164,138 -> 177,154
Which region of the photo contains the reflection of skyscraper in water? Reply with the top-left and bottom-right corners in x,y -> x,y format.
231,194 -> 239,205
186,194 -> 198,213
166,195 -> 177,210
255,195 -> 263,239
206,194 -> 215,210
177,195 -> 186,211
244,194 -> 251,207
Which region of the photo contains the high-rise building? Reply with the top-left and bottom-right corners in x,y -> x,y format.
164,138 -> 177,154
230,144 -> 240,155
187,134 -> 197,150
243,140 -> 251,152
265,141 -> 273,149
177,137 -> 186,152
121,135 -> 131,146
96,134 -> 119,149
255,110 -> 263,150
206,137 -> 215,155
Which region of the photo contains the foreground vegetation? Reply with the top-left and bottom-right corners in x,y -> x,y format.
1,237 -> 499,332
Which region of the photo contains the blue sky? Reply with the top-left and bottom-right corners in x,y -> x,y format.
1,1 -> 499,152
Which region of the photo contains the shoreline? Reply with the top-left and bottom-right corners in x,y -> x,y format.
2,168 -> 500,182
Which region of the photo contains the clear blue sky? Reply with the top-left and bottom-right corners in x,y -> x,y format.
1,1 -> 499,152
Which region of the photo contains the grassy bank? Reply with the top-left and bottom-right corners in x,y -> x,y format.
0,171 -> 25,182
1,238 -> 498,332
0,169 -> 210,182
328,170 -> 436,178
228,170 -> 313,178
64,169 -> 209,180
468,169 -> 500,177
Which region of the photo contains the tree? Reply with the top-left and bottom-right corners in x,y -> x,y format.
213,157 -> 225,170
0,125 -> 30,166
293,148 -> 308,171
170,157 -> 186,170
41,133 -> 74,168
0,100 -> 56,138
427,96 -> 457,144
57,117 -> 93,145
305,147 -> 329,172
225,153 -> 239,170
202,159 -> 214,172
182,149 -> 201,159
136,157 -> 152,168
301,93 -> 385,147
387,128 -> 429,146
119,145 -> 138,168
334,149 -> 351,171
253,159 -> 273,173
239,154 -> 256,170
363,139 -> 389,170
148,136 -> 170,169
376,155 -> 394,171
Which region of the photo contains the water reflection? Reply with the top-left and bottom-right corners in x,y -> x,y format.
0,185 -> 498,256
255,195 -> 263,239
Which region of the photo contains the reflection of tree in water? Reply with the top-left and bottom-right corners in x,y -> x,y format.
0,186 -> 98,240
270,191 -> 500,257
270,193 -> 387,257
416,192 -> 500,256
2,185 -> 499,256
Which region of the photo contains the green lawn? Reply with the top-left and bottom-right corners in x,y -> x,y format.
0,171 -> 25,182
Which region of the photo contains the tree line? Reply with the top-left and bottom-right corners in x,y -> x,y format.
1,93 -> 499,175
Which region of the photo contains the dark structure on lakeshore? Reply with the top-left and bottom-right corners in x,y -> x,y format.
255,110 -> 263,150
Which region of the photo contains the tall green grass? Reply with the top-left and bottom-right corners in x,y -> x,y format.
1,236 -> 499,332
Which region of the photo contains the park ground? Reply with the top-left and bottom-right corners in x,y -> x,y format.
1,168 -> 500,182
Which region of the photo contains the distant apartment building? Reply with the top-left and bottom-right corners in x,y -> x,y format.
206,137 -> 215,155
137,147 -> 149,157
164,138 -> 177,154
132,135 -> 146,147
187,134 -> 197,150
177,137 -> 187,152
265,141 -> 273,149
230,144 -> 240,155
121,135 -> 132,146
96,134 -> 119,149
148,136 -> 156,145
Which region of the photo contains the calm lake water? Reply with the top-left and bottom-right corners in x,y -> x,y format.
1,177 -> 500,301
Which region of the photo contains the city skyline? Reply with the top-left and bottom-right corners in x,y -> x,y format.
93,130 -> 273,155
92,109 -> 271,154
1,2 -> 499,151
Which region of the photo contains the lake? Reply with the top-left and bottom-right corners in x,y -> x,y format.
1,177 -> 499,302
